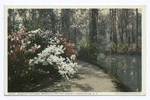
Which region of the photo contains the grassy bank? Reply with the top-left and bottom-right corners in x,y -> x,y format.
79,58 -> 132,92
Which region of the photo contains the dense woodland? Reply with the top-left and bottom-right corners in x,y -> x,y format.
8,9 -> 142,91
8,9 -> 141,54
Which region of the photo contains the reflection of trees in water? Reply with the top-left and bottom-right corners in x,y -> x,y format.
104,54 -> 141,92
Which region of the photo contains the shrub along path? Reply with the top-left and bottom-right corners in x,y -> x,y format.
38,60 -> 118,92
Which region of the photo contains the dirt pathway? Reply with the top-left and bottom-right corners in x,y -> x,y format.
38,60 -> 118,92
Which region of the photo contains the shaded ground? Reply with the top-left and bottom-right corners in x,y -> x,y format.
38,60 -> 118,92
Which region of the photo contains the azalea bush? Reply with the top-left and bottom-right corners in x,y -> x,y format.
57,34 -> 78,61
127,43 -> 141,54
8,26 -> 42,91
8,24 -> 79,91
8,26 -> 41,77
29,35 -> 79,80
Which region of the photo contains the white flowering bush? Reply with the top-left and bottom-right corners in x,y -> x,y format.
8,26 -> 79,91
29,37 -> 79,80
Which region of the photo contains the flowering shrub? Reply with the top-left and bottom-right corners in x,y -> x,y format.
8,25 -> 79,91
56,34 -> 79,61
8,27 -> 39,71
8,26 -> 42,91
29,36 -> 79,80
27,28 -> 54,53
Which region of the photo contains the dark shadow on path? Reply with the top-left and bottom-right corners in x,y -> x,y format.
37,60 -> 118,92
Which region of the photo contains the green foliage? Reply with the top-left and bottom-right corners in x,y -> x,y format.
106,57 -> 117,67
8,66 -> 51,92
107,42 -> 140,54
118,57 -> 128,69
106,55 -> 133,70
108,42 -> 116,54
111,42 -> 116,53
97,53 -> 106,62
79,39 -> 100,60
89,42 -> 100,60
79,39 -> 88,48
26,19 -> 43,31
78,39 -> 90,59
117,43 -> 128,54
119,57 -> 133,69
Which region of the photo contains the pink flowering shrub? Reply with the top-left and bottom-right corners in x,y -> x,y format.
55,34 -> 79,61
8,27 -> 41,91
127,43 -> 141,54
8,26 -> 79,91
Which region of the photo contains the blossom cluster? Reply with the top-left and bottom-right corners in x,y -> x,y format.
29,37 -> 79,79
8,28 -> 41,58
55,33 -> 79,61
8,26 -> 41,77
27,28 -> 52,42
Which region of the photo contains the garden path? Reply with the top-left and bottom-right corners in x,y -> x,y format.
38,60 -> 118,92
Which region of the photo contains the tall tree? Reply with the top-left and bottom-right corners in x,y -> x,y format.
61,9 -> 71,38
118,9 -> 124,44
89,9 -> 98,45
125,9 -> 130,47
131,9 -> 135,43
50,9 -> 56,34
136,8 -> 139,50
109,9 -> 113,42
112,9 -> 117,51
32,9 -> 37,20
89,9 -> 98,60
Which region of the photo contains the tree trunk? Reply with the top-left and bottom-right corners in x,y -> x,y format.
121,10 -> 124,44
112,9 -> 117,51
119,9 -> 124,44
50,9 -> 56,34
132,19 -> 135,43
89,9 -> 98,60
89,9 -> 98,44
12,9 -> 15,29
127,10 -> 130,47
32,9 -> 36,21
136,9 -> 139,50
125,9 -> 128,45
61,9 -> 70,38
109,9 -> 113,42
74,27 -> 77,46
121,26 -> 124,44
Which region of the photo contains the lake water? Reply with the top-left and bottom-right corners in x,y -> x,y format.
101,54 -> 142,92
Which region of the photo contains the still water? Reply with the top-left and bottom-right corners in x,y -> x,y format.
102,54 -> 142,92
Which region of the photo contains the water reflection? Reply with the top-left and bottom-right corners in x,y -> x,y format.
102,54 -> 141,92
